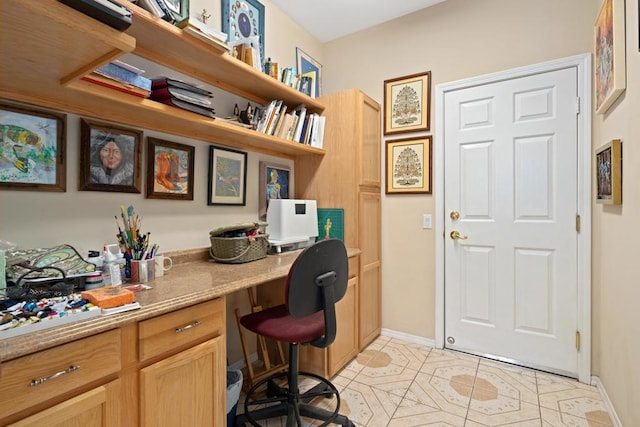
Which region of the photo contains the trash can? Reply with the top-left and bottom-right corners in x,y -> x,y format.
227,369 -> 243,426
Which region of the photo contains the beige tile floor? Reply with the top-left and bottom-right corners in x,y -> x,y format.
237,335 -> 614,426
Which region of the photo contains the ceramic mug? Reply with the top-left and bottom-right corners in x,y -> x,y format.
130,259 -> 155,283
154,255 -> 173,277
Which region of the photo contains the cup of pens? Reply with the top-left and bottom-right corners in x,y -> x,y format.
115,205 -> 159,282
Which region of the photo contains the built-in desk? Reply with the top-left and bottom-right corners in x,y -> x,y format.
0,246 -> 361,426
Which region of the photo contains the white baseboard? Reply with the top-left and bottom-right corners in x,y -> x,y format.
381,328 -> 437,348
591,376 -> 623,427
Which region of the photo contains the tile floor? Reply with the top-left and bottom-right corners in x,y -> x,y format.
237,335 -> 615,426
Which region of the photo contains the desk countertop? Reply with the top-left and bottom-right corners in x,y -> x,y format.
1,247 -> 360,362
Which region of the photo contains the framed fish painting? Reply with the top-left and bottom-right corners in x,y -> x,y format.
0,102 -> 66,191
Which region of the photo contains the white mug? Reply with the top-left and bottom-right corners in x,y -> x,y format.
154,255 -> 173,277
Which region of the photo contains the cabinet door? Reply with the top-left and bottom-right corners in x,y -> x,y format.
359,191 -> 381,349
140,336 -> 225,427
8,381 -> 120,427
328,276 -> 359,377
359,92 -> 381,188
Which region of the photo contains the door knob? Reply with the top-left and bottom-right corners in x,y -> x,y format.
450,211 -> 460,220
450,231 -> 468,240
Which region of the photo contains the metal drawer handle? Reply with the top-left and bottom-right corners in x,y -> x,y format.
29,365 -> 80,387
175,320 -> 201,333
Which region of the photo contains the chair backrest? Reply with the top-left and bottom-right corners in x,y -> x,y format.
285,239 -> 348,348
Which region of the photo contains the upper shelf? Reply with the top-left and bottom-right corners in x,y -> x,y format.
0,0 -> 325,158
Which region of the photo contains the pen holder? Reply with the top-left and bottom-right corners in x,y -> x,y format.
129,259 -> 155,284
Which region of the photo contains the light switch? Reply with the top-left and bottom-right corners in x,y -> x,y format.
422,214 -> 432,229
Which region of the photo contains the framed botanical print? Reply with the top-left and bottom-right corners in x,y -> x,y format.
384,71 -> 431,135
258,161 -> 290,219
79,118 -> 142,193
146,137 -> 194,200
594,0 -> 626,114
595,139 -> 622,205
208,145 -> 247,206
222,0 -> 265,66
0,102 -> 66,192
385,136 -> 432,194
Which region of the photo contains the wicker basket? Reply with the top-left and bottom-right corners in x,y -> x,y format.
209,222 -> 269,264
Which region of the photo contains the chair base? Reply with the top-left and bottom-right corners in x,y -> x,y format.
236,370 -> 355,427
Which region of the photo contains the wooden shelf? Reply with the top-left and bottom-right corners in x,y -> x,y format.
0,0 -> 325,158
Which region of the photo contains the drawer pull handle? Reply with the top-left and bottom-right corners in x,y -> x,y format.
175,320 -> 201,333
29,365 -> 80,387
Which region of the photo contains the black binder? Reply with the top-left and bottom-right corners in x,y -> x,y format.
59,0 -> 133,31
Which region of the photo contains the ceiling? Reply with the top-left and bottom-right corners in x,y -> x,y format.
268,0 -> 446,43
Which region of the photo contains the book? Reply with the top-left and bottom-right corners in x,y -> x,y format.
180,18 -> 228,42
265,101 -> 285,135
150,86 -> 212,107
154,0 -> 175,24
157,97 -> 216,118
183,25 -> 230,52
59,0 -> 132,31
276,113 -> 295,140
271,105 -> 288,137
301,70 -> 317,97
151,77 -> 213,97
95,61 -> 152,91
256,100 -> 277,133
291,104 -> 307,142
310,115 -> 326,149
81,73 -> 150,98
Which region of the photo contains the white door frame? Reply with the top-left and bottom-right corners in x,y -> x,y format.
434,53 -> 592,383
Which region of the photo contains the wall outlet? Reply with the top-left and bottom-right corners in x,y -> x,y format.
422,214 -> 432,229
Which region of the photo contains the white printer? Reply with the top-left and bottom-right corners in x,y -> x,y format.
266,199 -> 318,252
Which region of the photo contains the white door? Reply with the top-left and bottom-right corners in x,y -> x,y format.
443,67 -> 579,376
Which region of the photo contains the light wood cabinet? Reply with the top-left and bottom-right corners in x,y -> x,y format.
296,89 -> 382,350
0,0 -> 325,159
139,337 -> 225,427
0,330 -> 121,425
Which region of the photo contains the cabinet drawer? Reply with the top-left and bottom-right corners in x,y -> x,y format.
0,329 -> 121,419
138,298 -> 224,362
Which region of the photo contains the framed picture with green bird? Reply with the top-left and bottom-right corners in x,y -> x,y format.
0,102 -> 66,191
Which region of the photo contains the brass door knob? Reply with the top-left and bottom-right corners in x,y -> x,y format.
450,211 -> 460,220
450,231 -> 468,240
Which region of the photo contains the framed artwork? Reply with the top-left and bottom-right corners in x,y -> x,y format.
296,47 -> 322,97
208,145 -> 247,205
595,139 -> 622,205
384,71 -> 431,135
79,118 -> 141,193
222,0 -> 265,66
0,103 -> 66,192
146,137 -> 194,200
316,208 -> 344,242
594,0 -> 626,114
385,136 -> 432,195
258,161 -> 290,219
163,0 -> 189,25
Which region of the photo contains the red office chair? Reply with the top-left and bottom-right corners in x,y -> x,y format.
236,239 -> 355,427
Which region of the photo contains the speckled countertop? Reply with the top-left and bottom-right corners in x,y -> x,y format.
1,247 -> 360,362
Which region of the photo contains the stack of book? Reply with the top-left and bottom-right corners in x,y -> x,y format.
81,60 -> 152,98
150,77 -> 215,118
137,0 -> 178,24
180,18 -> 230,52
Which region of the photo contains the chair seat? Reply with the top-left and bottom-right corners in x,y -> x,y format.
240,304 -> 325,343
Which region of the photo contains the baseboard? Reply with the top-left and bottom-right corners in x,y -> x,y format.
380,328 -> 437,348
229,352 -> 260,371
591,376 -> 623,427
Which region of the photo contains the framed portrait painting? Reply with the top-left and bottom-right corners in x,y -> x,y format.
296,47 -> 322,97
384,71 -> 431,135
385,136 -> 432,195
258,161 -> 290,219
146,137 -> 194,200
222,0 -> 265,66
79,118 -> 141,193
595,139 -> 622,205
208,145 -> 247,206
594,0 -> 626,114
0,103 -> 66,192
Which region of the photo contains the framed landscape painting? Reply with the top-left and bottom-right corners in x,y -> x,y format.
0,103 -> 66,192
208,145 -> 247,206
